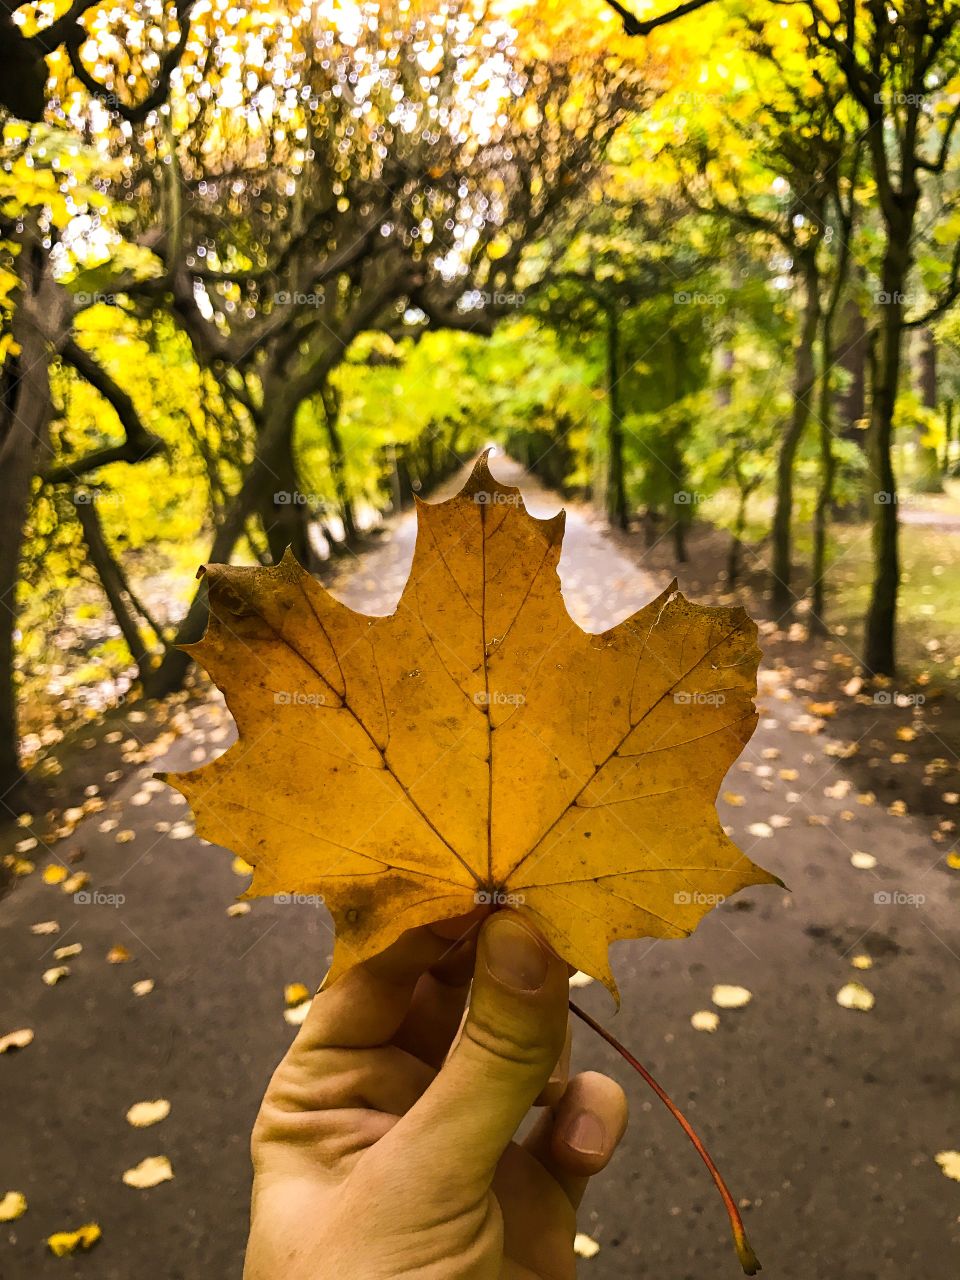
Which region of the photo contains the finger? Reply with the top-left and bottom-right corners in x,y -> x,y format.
389,911 -> 568,1192
522,1070 -> 628,1208
393,933 -> 478,1068
535,1017 -> 571,1107
265,1044 -> 436,1120
298,920 -> 472,1053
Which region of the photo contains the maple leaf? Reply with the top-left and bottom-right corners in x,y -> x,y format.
164,455 -> 779,998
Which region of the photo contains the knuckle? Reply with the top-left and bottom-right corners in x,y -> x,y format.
463,1007 -> 556,1072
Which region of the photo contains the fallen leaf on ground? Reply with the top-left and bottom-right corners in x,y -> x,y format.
226,902 -> 251,917
131,979 -> 154,996
42,865 -> 68,885
284,982 -> 311,1007
231,856 -> 253,876
946,852 -> 960,871
573,1233 -> 601,1259
61,872 -> 89,894
850,851 -> 877,870
30,921 -> 59,935
126,1099 -> 171,1128
0,1028 -> 34,1053
107,944 -> 132,964
851,955 -> 873,970
284,999 -> 312,1026
836,982 -> 874,1012
53,943 -> 82,960
164,456 -> 778,996
691,1010 -> 720,1032
0,1190 -> 27,1221
122,1155 -> 173,1189
711,984 -> 752,1009
935,1151 -> 960,1182
47,1223 -> 101,1255
42,965 -> 70,985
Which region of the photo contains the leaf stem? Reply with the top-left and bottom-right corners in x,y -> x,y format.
569,998 -> 761,1276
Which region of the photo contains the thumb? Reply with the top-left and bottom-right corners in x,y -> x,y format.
392,912 -> 569,1192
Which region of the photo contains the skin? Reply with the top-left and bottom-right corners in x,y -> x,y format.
244,911 -> 629,1279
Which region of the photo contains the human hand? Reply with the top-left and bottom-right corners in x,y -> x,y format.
244,911 -> 628,1279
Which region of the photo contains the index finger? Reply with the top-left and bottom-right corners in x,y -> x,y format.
296,914 -> 481,1052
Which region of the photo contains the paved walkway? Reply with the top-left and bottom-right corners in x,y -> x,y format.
1,455 -> 958,1278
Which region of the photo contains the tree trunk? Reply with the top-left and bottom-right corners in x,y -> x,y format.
727,465 -> 755,587
716,346 -> 734,408
672,517 -> 687,563
811,341 -> 836,636
944,399 -> 955,474
605,306 -> 628,530
914,328 -> 943,493
259,431 -> 313,568
144,392 -> 303,698
837,290 -> 868,444
771,255 -> 820,615
864,246 -> 907,676
75,497 -> 154,678
0,243 -> 65,795
321,382 -> 358,546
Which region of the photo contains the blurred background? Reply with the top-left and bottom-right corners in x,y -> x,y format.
1,0 -> 958,1277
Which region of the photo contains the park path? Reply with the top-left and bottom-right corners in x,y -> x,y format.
1,454 -> 958,1279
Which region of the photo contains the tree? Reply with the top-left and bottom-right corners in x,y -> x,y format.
802,0 -> 960,672
659,9 -> 860,615
0,0 -> 655,790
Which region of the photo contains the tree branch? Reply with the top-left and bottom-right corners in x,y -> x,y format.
602,0 -> 718,37
44,339 -> 164,482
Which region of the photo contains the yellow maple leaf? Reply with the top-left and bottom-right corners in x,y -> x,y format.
47,1223 -> 101,1256
0,1191 -> 27,1222
165,456 -> 778,998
